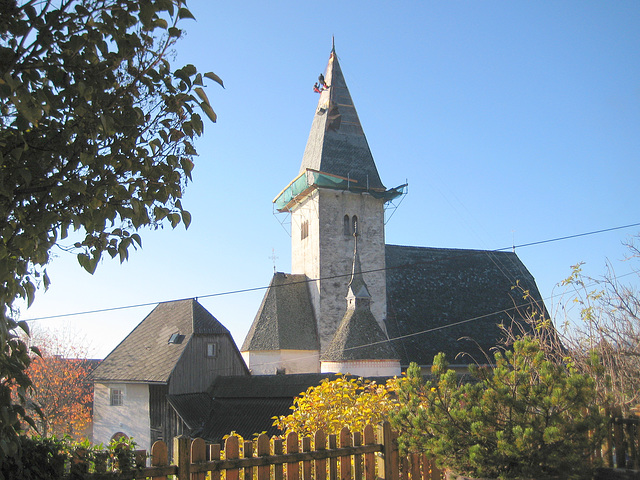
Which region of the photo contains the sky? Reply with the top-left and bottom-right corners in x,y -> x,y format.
20,1 -> 640,358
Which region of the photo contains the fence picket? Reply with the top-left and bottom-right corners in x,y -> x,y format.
151,441 -> 169,480
257,434 -> 270,480
340,428 -> 352,480
302,436 -> 312,480
353,431 -> 363,480
329,434 -> 338,480
226,435 -> 241,480
315,430 -> 327,480
191,438 -> 206,480
363,425 -> 376,480
287,432 -> 300,480
274,436 -> 284,480
244,440 -> 255,480
209,443 -> 221,480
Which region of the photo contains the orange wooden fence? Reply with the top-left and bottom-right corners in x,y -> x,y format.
71,422 -> 443,480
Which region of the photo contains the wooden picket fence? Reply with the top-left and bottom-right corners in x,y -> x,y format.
71,422 -> 444,480
599,406 -> 640,470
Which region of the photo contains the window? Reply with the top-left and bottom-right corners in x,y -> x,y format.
168,333 -> 184,344
343,215 -> 350,236
301,220 -> 309,240
110,388 -> 124,406
352,215 -> 358,235
207,343 -> 217,357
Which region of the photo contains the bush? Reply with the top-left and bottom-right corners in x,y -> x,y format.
390,338 -> 604,479
0,436 -> 66,480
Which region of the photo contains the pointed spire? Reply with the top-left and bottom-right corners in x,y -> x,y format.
347,228 -> 370,303
300,45 -> 385,191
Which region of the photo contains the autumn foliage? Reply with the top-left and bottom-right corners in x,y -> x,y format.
273,375 -> 397,437
20,332 -> 95,440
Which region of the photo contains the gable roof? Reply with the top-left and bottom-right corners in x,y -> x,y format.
241,273 -> 319,352
385,245 -> 544,366
299,47 -> 384,191
92,299 -> 230,383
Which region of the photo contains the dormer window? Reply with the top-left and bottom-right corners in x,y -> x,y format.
168,333 -> 185,344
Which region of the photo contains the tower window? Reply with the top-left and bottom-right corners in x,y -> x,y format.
352,215 -> 358,235
343,215 -> 350,236
301,220 -> 309,240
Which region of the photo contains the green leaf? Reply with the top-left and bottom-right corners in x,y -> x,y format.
205,72 -> 225,88
194,87 -> 210,105
178,7 -> 196,20
200,102 -> 217,123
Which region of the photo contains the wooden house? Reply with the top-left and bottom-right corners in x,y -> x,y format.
91,299 -> 249,450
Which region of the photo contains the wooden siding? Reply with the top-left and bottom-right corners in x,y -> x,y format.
169,334 -> 249,395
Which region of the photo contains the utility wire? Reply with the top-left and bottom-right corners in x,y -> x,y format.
22,221 -> 640,323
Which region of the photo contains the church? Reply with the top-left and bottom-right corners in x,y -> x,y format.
92,45 -> 548,447
240,45 -> 545,377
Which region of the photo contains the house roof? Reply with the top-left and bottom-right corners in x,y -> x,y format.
298,47 -> 384,191
92,299 -> 230,383
385,244 -> 544,366
241,273 -> 319,352
169,374 -> 343,442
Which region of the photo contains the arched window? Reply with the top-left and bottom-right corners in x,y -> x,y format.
343,215 -> 350,236
352,215 -> 358,235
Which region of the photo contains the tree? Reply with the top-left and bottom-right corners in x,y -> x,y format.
505,234 -> 640,412
389,338 -> 603,480
273,375 -> 397,437
557,235 -> 640,411
19,329 -> 94,439
0,0 -> 222,458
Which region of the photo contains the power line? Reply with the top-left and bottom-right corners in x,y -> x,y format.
21,221 -> 640,323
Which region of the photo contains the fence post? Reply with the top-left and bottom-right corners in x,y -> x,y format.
174,436 -> 191,480
315,430 -> 327,480
226,435 -> 241,480
377,422 -> 394,480
363,425 -> 376,480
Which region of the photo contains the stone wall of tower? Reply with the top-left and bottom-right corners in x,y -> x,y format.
291,188 -> 387,352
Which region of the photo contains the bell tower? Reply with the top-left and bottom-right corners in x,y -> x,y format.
273,45 -> 404,352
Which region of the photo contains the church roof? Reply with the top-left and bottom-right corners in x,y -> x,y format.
299,47 -> 385,191
241,273 -> 319,351
92,299 -> 230,383
385,245 -> 544,366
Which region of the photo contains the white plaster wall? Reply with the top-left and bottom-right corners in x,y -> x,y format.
292,188 -> 387,352
321,360 -> 401,377
93,383 -> 150,450
242,350 -> 320,375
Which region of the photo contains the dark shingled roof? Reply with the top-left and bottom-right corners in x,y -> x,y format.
385,245 -> 543,366
299,49 -> 384,191
320,307 -> 399,361
92,299 -> 230,383
170,374 -> 342,442
241,273 -> 319,352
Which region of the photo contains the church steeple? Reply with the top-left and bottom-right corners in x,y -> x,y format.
299,47 -> 385,191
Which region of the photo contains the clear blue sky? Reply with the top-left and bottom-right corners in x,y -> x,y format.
22,1 -> 640,358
